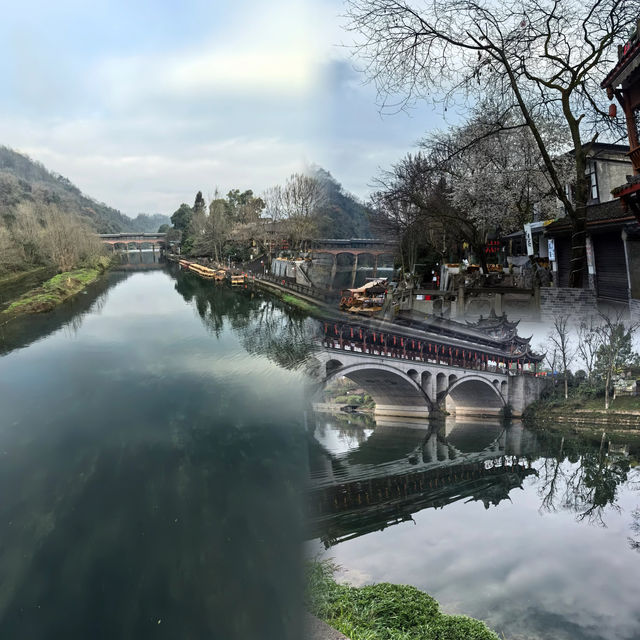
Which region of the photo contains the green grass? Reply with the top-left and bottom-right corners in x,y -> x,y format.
2,267 -> 104,316
306,560 -> 499,640
280,293 -> 318,314
532,394 -> 640,414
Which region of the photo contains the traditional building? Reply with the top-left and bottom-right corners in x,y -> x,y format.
323,309 -> 544,373
601,19 -> 640,316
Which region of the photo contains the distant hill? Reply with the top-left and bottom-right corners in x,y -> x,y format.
313,167 -> 372,238
0,147 -> 168,233
128,213 -> 171,233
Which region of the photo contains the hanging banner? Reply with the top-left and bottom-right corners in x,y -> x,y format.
547,238 -> 556,262
524,223 -> 534,256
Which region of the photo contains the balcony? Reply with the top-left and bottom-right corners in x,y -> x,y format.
628,145 -> 640,173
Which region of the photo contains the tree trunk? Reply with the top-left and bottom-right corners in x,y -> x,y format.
568,143 -> 589,289
605,371 -> 611,410
568,213 -> 587,288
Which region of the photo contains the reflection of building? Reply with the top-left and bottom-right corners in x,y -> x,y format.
307,239 -> 397,290
306,419 -> 540,547
308,460 -> 535,548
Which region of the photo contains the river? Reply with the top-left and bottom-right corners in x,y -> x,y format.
0,265 -> 639,640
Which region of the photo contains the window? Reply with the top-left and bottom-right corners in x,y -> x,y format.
586,161 -> 598,203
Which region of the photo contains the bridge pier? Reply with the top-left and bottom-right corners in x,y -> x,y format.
374,404 -> 430,419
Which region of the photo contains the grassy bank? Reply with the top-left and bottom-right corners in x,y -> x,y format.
2,259 -> 109,317
523,394 -> 640,433
306,561 -> 499,640
280,293 -> 319,314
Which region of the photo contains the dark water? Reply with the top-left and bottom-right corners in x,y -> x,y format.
3,266 -> 640,640
0,267 -> 317,640
307,413 -> 640,640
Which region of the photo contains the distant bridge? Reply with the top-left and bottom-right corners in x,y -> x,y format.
312,322 -> 547,418
99,233 -> 166,251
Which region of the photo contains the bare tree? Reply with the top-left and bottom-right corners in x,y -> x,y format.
345,0 -> 635,287
547,314 -> 576,399
577,317 -> 602,384
264,174 -> 326,250
192,191 -> 231,263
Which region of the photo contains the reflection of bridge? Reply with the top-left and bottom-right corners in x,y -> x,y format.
100,233 -> 166,252
313,316 -> 546,418
307,419 -> 540,547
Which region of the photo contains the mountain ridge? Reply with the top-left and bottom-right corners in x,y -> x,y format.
0,147 -> 170,233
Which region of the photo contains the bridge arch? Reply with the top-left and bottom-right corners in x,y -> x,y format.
323,362 -> 433,419
325,359 -> 343,377
443,375 -> 506,417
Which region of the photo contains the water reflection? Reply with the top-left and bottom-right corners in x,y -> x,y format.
0,268 -> 312,640
115,249 -> 164,268
171,264 -> 318,369
307,415 -> 640,640
307,417 -> 540,547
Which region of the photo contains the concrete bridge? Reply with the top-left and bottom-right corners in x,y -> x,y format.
99,233 -> 166,252
313,345 -> 546,419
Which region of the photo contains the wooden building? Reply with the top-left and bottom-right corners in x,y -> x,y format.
601,19 -> 640,313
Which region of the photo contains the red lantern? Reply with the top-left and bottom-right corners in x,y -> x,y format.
609,103 -> 617,118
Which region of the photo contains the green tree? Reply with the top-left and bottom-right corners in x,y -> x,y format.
226,189 -> 265,224
170,203 -> 193,232
158,224 -> 170,233
594,314 -> 639,410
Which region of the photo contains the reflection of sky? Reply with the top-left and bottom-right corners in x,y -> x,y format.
0,270 -> 310,638
308,419 -> 640,640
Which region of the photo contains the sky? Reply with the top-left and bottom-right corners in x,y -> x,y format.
0,0 -> 450,217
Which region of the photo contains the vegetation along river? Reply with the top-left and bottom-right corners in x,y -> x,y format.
1,264 -> 639,640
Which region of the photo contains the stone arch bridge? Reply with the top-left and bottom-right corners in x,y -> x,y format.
314,347 -> 545,419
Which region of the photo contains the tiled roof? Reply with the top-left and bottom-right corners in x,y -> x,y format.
602,36 -> 640,88
544,199 -> 634,234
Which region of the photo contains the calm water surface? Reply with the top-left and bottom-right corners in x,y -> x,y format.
307,413 -> 640,640
2,265 -> 640,640
0,267 -> 315,639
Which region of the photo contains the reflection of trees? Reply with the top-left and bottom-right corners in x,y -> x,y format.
537,434 -> 631,526
0,272 -> 129,356
172,267 -> 318,369
630,509 -> 640,552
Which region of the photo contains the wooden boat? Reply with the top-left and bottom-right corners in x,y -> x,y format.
214,269 -> 227,281
230,274 -> 245,285
339,278 -> 387,314
188,263 -> 217,279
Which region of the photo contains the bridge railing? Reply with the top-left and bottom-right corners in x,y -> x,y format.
322,322 -> 540,376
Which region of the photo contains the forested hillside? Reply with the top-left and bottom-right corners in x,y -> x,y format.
313,168 -> 371,238
0,147 -> 168,233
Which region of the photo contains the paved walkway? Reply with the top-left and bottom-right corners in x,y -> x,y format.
306,614 -> 349,640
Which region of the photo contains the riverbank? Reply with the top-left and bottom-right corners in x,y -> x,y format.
523,394 -> 640,435
0,267 -> 55,310
1,259 -> 110,318
306,561 -> 499,640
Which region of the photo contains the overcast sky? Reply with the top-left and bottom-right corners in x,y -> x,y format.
0,0 -> 449,217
